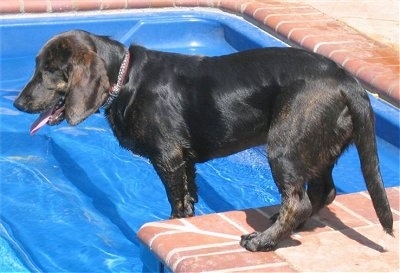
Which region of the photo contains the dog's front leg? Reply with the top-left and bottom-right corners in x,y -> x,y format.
152,156 -> 197,218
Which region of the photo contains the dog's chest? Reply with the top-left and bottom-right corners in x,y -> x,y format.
105,107 -> 152,157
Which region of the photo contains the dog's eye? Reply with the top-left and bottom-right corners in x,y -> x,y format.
42,70 -> 67,90
53,70 -> 64,79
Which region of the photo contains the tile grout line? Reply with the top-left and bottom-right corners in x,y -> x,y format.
18,0 -> 24,12
171,248 -> 248,272
179,218 -> 199,229
274,18 -> 333,33
218,212 -> 251,234
312,40 -> 356,53
142,222 -> 240,241
148,230 -> 184,249
264,17 -> 334,29
164,241 -> 239,266
360,191 -> 400,216
332,199 -> 375,226
253,6 -> 312,17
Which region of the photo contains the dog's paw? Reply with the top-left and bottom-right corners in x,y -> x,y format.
170,201 -> 195,219
240,232 -> 276,252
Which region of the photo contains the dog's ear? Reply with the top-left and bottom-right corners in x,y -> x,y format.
65,50 -> 110,125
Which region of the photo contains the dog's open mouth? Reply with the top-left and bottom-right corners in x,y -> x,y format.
30,98 -> 65,135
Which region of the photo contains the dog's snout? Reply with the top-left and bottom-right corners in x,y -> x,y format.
14,97 -> 23,110
13,95 -> 29,112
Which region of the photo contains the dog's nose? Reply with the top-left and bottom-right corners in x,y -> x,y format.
13,96 -> 28,112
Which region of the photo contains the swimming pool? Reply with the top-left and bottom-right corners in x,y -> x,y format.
1,8 -> 399,272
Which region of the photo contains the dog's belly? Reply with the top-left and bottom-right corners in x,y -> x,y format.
192,130 -> 268,162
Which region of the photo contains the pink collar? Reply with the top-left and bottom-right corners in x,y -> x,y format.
103,50 -> 130,108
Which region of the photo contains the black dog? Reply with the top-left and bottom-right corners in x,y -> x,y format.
14,30 -> 393,251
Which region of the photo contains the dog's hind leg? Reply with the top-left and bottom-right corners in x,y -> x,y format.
307,165 -> 336,215
185,161 -> 199,204
240,157 -> 312,251
269,169 -> 335,230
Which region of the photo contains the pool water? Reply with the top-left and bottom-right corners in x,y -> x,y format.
1,9 -> 399,273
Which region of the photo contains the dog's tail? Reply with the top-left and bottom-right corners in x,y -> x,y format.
339,70 -> 393,236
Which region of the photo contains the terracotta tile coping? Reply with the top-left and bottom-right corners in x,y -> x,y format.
0,0 -> 399,106
138,187 -> 399,272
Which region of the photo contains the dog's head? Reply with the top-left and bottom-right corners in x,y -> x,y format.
14,31 -> 110,134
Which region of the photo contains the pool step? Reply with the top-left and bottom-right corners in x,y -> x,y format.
138,187 -> 399,272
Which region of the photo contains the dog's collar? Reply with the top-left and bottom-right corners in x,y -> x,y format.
103,50 -> 130,108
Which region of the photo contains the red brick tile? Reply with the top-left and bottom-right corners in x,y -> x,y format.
167,241 -> 242,263
0,1 -> 21,13
301,33 -> 369,55
284,27 -> 324,48
316,44 -> 399,63
217,0 -> 237,13
23,0 -> 48,13
74,0 -> 101,11
174,251 -> 289,273
276,21 -> 338,40
234,264 -> 296,273
382,187 -> 400,212
169,242 -> 286,272
385,84 -> 400,104
368,71 -> 399,89
148,0 -> 175,8
263,13 -> 331,32
101,0 -> 126,10
139,188 -> 399,272
342,58 -> 369,76
335,191 -> 397,225
365,79 -> 400,105
245,2 -> 315,18
356,63 -> 398,85
174,0 -> 199,7
251,7 -> 275,24
317,201 -> 372,231
361,49 -> 400,65
50,0 -> 74,12
338,47 -> 398,65
138,218 -> 185,244
241,1 -> 271,16
240,206 -> 278,232
251,6 -> 326,29
127,0 -> 150,8
198,0 -> 219,8
219,0 -> 251,14
179,212 -> 252,235
327,50 -> 352,65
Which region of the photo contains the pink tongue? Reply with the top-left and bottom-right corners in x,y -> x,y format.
30,108 -> 53,135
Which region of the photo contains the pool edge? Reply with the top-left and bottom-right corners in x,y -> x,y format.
138,186 -> 400,273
